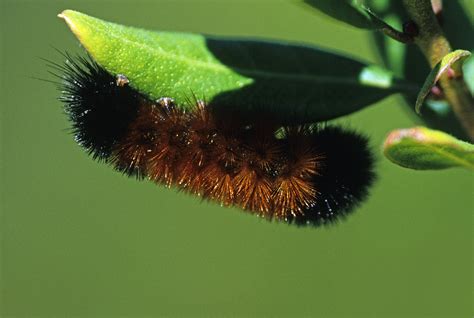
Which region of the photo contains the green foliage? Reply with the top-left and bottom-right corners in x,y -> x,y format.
59,2 -> 474,173
463,55 -> 474,95
384,127 -> 474,170
366,0 -> 474,140
59,10 -> 409,124
416,50 -> 471,114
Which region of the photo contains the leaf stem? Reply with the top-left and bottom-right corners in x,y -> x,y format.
380,25 -> 413,44
402,0 -> 474,141
363,8 -> 414,44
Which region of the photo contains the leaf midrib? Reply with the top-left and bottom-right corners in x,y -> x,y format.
414,140 -> 474,170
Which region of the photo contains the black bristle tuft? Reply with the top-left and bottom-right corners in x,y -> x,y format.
291,126 -> 376,226
58,54 -> 142,161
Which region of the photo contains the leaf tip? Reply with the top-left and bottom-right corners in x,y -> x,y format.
383,127 -> 431,158
57,9 -> 75,23
57,10 -> 98,56
384,127 -> 414,148
58,10 -> 81,37
414,98 -> 423,115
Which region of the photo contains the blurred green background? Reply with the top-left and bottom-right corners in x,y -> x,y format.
1,0 -> 473,317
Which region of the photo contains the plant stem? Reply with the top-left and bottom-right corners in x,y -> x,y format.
402,0 -> 474,141
380,25 -> 413,44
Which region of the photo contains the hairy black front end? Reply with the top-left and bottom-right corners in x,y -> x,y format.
59,55 -> 142,160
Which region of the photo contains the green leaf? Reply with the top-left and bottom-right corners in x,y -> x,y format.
415,50 -> 471,114
366,0 -> 472,140
58,10 -> 412,124
383,126 -> 474,170
463,54 -> 474,95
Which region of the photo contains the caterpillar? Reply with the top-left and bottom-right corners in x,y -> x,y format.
53,54 -> 376,226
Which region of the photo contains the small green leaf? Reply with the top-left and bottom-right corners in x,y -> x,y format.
58,10 -> 412,124
366,0 -> 471,140
383,126 -> 474,170
415,50 -> 471,114
463,54 -> 474,95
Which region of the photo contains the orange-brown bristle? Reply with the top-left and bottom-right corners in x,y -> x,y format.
271,128 -> 321,217
59,56 -> 375,226
242,129 -> 281,173
184,100 -> 216,167
147,105 -> 189,187
233,164 -> 273,214
211,133 -> 243,169
111,104 -> 158,178
273,176 -> 315,218
110,99 -> 326,218
201,161 -> 237,205
175,101 -> 217,193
